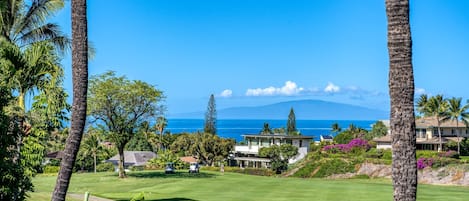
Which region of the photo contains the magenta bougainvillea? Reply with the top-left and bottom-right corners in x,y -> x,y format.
417,157 -> 433,169
322,138 -> 370,153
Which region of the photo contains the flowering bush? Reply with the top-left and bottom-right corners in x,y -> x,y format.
322,138 -> 370,154
417,157 -> 433,169
438,150 -> 459,159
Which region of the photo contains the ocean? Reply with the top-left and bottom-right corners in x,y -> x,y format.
166,119 -> 377,142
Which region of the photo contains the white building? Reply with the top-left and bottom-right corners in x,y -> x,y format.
232,134 -> 313,168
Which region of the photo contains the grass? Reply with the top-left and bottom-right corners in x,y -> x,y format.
30,170 -> 469,201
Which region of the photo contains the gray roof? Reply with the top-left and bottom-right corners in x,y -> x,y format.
106,151 -> 156,166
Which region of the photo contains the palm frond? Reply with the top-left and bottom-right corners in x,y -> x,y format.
14,0 -> 64,40
18,23 -> 70,53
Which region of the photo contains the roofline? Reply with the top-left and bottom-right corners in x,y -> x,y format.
241,134 -> 313,139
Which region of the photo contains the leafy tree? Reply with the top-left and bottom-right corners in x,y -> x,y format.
53,0 -> 89,199
386,0 -> 417,200
286,107 -> 297,135
126,128 -> 153,152
259,144 -> 298,173
87,71 -> 164,178
334,125 -> 368,144
0,87 -> 33,201
273,127 -> 286,134
81,128 -> 105,173
260,122 -> 273,135
171,132 -> 234,166
446,97 -> 469,154
204,94 -> 217,134
146,150 -> 186,169
366,121 -> 388,141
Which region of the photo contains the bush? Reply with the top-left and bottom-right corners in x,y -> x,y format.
200,166 -> 274,176
322,138 -> 370,154
43,165 -> 60,174
292,158 -> 356,178
416,150 -> 439,159
438,150 -> 459,159
417,158 -> 433,169
96,162 -> 115,172
130,166 -> 144,171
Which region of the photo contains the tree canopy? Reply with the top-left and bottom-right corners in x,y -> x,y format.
87,71 -> 164,178
204,94 -> 217,134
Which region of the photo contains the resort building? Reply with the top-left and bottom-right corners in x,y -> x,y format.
106,151 -> 156,171
375,117 -> 469,150
232,134 -> 313,168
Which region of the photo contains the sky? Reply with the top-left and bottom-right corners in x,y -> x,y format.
51,0 -> 469,115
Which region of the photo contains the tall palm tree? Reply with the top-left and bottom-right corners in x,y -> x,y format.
155,116 -> 167,150
81,131 -> 103,173
52,0 -> 88,200
385,0 -> 417,200
426,95 -> 449,151
0,0 -> 69,52
331,122 -> 341,133
416,94 -> 428,116
447,97 -> 469,154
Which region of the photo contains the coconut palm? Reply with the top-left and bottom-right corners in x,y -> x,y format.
446,97 -> 469,154
81,131 -> 103,173
425,95 -> 449,151
155,116 -> 167,150
416,94 -> 428,116
0,0 -> 69,52
385,0 -> 417,200
52,0 -> 88,199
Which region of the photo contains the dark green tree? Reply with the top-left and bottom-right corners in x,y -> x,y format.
365,121 -> 388,140
259,144 -> 298,173
87,71 -> 164,178
260,122 -> 273,135
286,107 -> 297,135
0,87 -> 33,201
204,94 -> 217,134
331,122 -> 341,133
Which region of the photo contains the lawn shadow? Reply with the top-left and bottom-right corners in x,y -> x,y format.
127,171 -> 216,179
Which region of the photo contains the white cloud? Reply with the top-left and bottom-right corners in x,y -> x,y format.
245,81 -> 304,96
324,82 -> 340,93
415,88 -> 426,95
220,89 -> 233,98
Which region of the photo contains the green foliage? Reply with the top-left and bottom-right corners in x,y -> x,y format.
204,94 -> 217,134
130,191 -> 145,201
126,129 -> 153,151
446,138 -> 469,156
96,162 -> 115,172
334,126 -> 369,144
365,121 -> 388,141
170,132 -> 235,166
260,122 -> 273,135
43,165 -> 60,174
200,166 -> 274,176
259,144 -> 298,173
87,71 -> 164,177
287,107 -> 297,135
0,87 -> 33,200
130,166 -> 145,171
416,150 -> 439,159
293,158 -> 356,178
146,150 -> 187,170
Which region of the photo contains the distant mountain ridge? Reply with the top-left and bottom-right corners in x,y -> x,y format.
170,99 -> 389,120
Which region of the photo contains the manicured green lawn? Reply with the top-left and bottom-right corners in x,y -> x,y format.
30,170 -> 469,201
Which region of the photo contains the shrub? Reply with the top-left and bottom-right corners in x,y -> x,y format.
322,138 -> 370,154
438,150 -> 459,159
96,162 -> 115,172
43,165 -> 60,174
130,166 -> 144,171
416,150 -> 439,159
417,158 -> 433,169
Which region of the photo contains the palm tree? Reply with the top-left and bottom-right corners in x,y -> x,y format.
52,0 -> 88,200
155,116 -> 168,150
331,122 -> 341,133
385,0 -> 417,200
426,95 -> 449,151
416,94 -> 428,116
0,0 -> 69,52
447,97 -> 469,154
81,131 -> 103,173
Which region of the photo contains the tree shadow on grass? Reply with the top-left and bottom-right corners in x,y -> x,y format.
127,171 -> 216,179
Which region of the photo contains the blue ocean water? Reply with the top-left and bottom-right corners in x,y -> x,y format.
166,119 -> 377,142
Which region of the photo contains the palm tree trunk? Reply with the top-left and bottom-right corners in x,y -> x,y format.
385,0 -> 417,201
437,119 -> 442,152
52,0 -> 88,200
457,121 -> 460,154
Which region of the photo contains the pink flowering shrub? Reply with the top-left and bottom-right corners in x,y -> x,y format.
322,138 -> 370,154
417,157 -> 433,169
438,150 -> 459,159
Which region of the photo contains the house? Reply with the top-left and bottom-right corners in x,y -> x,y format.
232,134 -> 313,168
180,156 -> 198,164
106,151 -> 156,170
375,117 -> 468,150
320,135 -> 334,143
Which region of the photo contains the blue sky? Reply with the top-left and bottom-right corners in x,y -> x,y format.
52,0 -> 469,115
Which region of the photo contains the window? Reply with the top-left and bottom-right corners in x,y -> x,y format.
286,139 -> 292,145
452,129 -> 455,135
299,140 -> 303,147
